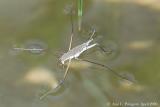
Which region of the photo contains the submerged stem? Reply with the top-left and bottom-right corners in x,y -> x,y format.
78,0 -> 83,31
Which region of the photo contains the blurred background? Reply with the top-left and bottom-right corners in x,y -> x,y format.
0,0 -> 160,107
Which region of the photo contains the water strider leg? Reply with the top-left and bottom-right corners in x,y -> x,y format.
40,60 -> 71,100
40,54 -> 72,100
39,79 -> 65,100
86,43 -> 97,50
40,4 -> 74,99
76,58 -> 133,82
96,44 -> 113,55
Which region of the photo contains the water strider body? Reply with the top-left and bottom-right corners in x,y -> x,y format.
59,38 -> 97,64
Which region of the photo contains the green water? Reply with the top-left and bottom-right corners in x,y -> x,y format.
0,0 -> 160,107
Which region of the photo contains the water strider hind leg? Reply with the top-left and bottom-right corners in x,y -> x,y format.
96,44 -> 113,55
75,58 -> 133,82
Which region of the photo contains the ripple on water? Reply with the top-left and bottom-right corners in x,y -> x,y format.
24,40 -> 48,54
10,40 -> 48,55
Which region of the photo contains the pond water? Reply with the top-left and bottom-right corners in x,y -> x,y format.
0,0 -> 160,107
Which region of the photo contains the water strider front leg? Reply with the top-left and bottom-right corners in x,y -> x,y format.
39,79 -> 65,100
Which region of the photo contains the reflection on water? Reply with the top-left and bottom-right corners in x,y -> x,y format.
23,67 -> 58,86
0,0 -> 160,107
127,40 -> 154,50
11,40 -> 48,55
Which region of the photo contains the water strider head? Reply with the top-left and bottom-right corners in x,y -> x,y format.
59,52 -> 73,65
59,54 -> 66,65
58,58 -> 64,66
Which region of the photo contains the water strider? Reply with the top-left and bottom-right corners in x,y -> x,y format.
12,3 -> 134,100
59,29 -> 97,64
39,28 -> 134,99
40,3 -> 134,99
